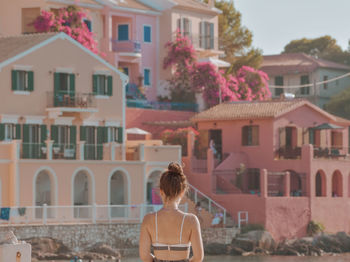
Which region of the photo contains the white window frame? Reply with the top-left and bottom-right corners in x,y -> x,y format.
143,24 -> 152,43
4,124 -> 16,141
95,74 -> 109,96
107,127 -> 118,142
143,68 -> 152,87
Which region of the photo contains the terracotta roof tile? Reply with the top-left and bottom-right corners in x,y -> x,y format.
117,0 -> 154,11
0,33 -> 57,63
260,53 -> 350,76
172,0 -> 217,13
191,99 -> 310,122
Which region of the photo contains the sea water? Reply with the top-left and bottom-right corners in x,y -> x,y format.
47,254 -> 350,262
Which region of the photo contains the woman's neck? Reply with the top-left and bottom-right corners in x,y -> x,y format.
162,201 -> 179,210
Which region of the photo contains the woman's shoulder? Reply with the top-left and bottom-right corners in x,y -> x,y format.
141,212 -> 156,225
182,212 -> 200,225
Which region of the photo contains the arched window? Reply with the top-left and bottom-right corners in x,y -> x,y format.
147,171 -> 162,205
35,170 -> 54,218
73,171 -> 92,218
332,171 -> 343,197
315,171 -> 326,197
110,170 -> 128,217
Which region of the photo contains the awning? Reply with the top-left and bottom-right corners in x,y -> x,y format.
313,123 -> 344,130
126,127 -> 150,135
198,57 -> 231,68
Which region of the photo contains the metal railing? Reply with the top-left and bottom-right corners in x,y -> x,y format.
52,143 -> 76,160
47,92 -> 96,108
127,99 -> 198,112
126,83 -> 146,100
84,144 -> 103,160
187,184 -> 227,225
275,146 -> 302,159
21,143 -> 46,159
0,204 -> 188,225
172,33 -> 221,51
313,146 -> 348,159
111,39 -> 141,53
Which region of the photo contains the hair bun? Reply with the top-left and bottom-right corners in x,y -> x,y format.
168,162 -> 183,175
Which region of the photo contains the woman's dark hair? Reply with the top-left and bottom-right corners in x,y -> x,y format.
160,162 -> 188,200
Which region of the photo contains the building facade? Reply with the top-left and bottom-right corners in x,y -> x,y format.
184,99 -> 350,239
260,53 -> 350,109
0,33 -> 181,223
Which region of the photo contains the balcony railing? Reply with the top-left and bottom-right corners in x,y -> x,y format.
275,146 -> 302,159
84,144 -> 103,160
172,34 -> 221,51
126,83 -> 146,100
52,144 -> 76,160
21,143 -> 46,159
111,39 -> 141,53
313,146 -> 348,159
47,92 -> 96,108
127,99 -> 198,112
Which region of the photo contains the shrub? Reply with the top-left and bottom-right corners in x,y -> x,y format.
240,223 -> 265,234
307,220 -> 325,236
161,127 -> 199,156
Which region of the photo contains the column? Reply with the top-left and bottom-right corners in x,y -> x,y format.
45,140 -> 53,160
77,141 -> 85,160
260,169 -> 268,198
284,171 -> 290,197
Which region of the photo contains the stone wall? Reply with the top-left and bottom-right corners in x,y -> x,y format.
0,224 -> 238,256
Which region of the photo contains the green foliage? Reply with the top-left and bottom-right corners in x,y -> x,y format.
283,35 -> 350,66
307,220 -> 325,236
325,87 -> 350,119
203,0 -> 262,70
240,223 -> 265,234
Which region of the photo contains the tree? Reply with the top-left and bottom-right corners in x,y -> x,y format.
213,0 -> 262,71
283,36 -> 350,66
325,87 -> 350,119
32,6 -> 100,54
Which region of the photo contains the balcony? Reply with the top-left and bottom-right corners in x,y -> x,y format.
275,146 -> 302,160
52,144 -> 76,160
126,99 -> 198,112
21,143 -> 47,159
111,40 -> 141,56
46,92 -> 98,117
172,34 -> 223,55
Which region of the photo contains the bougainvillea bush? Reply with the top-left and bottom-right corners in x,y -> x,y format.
161,127 -> 199,156
32,6 -> 100,54
163,33 -> 271,107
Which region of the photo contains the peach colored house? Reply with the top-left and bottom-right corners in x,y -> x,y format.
142,0 -> 225,98
0,32 -> 182,223
184,99 -> 350,239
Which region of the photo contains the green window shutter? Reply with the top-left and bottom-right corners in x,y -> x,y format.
70,126 -> 77,145
97,126 -> 104,160
104,127 -> 109,143
54,73 -> 60,106
80,126 -> 86,141
12,70 -> 18,91
28,71 -> 34,91
107,76 -> 113,96
209,23 -> 214,49
0,124 -> 5,141
51,125 -> 58,146
15,124 -> 21,139
309,128 -> 314,145
22,124 -> 30,158
117,127 -> 123,143
69,73 -> 75,98
40,125 -> 47,143
93,75 -> 98,95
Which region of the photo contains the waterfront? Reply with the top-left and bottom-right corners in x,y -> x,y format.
46,254 -> 350,262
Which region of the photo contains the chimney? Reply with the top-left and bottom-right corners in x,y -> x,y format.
208,0 -> 215,8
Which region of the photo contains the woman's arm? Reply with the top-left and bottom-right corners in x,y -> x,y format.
139,214 -> 155,262
189,215 -> 204,262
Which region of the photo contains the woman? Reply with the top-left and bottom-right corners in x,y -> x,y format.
139,163 -> 204,262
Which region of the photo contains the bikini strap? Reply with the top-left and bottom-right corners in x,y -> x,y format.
179,214 -> 186,244
155,212 -> 158,242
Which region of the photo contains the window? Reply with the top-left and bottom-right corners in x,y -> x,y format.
242,125 -> 259,146
4,124 -> 19,140
177,18 -> 191,38
323,76 -> 328,89
118,24 -> 129,41
300,75 -> 310,95
107,127 -> 118,142
144,69 -> 151,86
12,70 -> 34,92
199,21 -> 214,49
143,25 -> 152,43
122,67 -> 129,76
93,75 -> 113,96
274,76 -> 284,97
84,19 -> 92,32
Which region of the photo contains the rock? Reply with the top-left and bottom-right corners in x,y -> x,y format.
204,243 -> 228,255
87,243 -> 121,258
228,246 -> 245,255
25,237 -> 71,255
314,234 -> 343,253
274,246 -> 301,256
334,232 -> 350,252
232,230 -> 275,252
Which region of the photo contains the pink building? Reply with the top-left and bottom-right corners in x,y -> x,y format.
0,32 -> 182,223
184,99 -> 350,239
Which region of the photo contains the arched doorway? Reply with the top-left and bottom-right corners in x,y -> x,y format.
110,170 -> 128,217
73,170 -> 91,218
315,171 -> 326,197
332,171 -> 343,197
147,171 -> 162,205
35,170 -> 53,218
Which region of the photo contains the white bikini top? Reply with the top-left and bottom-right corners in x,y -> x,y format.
152,212 -> 191,251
